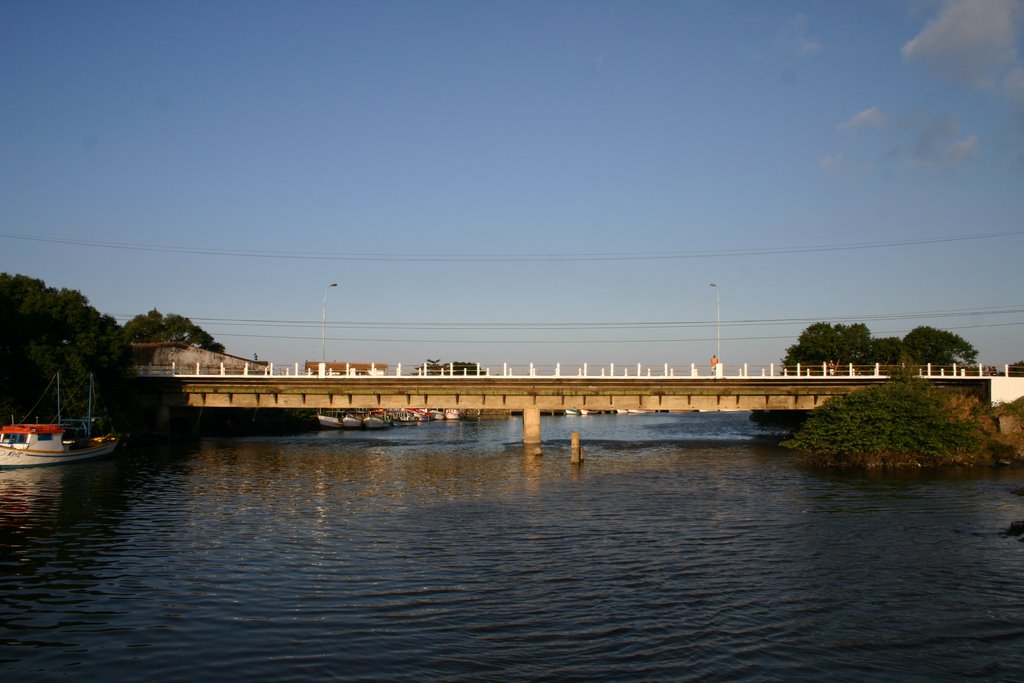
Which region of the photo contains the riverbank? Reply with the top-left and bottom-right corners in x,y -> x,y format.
783,381 -> 1024,469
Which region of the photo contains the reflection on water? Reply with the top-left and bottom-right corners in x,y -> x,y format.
2,412 -> 1024,681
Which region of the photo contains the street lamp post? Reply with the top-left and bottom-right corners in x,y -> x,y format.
710,283 -> 720,361
322,283 -> 337,362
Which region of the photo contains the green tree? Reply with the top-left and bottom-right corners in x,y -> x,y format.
783,322 -> 875,367
901,326 -> 977,366
871,336 -> 906,365
123,309 -> 225,353
0,273 -> 132,424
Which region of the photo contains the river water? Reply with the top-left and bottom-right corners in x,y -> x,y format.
2,412 -> 1023,681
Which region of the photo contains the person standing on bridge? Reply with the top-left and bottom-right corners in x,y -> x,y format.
711,355 -> 719,374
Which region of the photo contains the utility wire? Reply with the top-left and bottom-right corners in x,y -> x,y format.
112,305 -> 1024,330
4,229 -> 1023,262
207,318 -> 1024,345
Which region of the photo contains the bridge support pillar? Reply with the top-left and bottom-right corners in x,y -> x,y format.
522,407 -> 541,451
156,405 -> 171,436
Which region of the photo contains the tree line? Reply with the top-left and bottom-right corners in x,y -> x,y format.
782,322 -> 981,368
1,274 -> 223,427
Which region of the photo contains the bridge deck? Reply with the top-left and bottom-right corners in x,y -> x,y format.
136,373 -> 996,413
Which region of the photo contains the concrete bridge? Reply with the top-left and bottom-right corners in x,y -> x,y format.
134,361 -> 1024,446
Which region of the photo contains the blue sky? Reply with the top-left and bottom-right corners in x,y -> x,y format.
2,0 -> 1022,370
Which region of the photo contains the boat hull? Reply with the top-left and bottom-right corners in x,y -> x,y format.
0,438 -> 120,468
362,416 -> 389,429
317,414 -> 344,429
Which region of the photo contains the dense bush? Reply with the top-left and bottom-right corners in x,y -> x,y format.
782,379 -> 982,463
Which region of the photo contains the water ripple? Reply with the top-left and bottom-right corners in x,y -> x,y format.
3,414 -> 1024,680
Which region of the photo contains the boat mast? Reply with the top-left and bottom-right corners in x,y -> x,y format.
56,371 -> 62,425
87,374 -> 94,438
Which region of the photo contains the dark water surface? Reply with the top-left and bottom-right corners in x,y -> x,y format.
2,412 -> 1023,681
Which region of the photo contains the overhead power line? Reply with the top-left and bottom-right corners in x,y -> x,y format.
111,305 -> 1024,330
207,317 -> 1024,345
4,229 -> 1023,262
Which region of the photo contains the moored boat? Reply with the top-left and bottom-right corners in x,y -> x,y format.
342,414 -> 364,429
363,411 -> 391,429
0,424 -> 120,468
1,373 -> 121,468
388,410 -> 422,425
317,413 -> 344,429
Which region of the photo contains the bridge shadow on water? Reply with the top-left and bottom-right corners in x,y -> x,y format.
301,411 -> 779,449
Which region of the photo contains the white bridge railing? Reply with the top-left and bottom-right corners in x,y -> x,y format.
136,361 -> 1016,380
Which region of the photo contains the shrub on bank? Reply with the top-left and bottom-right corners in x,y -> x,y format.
782,379 -> 984,467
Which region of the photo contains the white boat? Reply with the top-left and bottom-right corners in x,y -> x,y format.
1,373 -> 121,468
564,409 -> 581,416
318,411 -> 365,429
317,413 -> 344,429
363,412 -> 391,429
388,410 -> 422,425
1,424 -> 120,468
444,409 -> 462,420
342,414 -> 364,429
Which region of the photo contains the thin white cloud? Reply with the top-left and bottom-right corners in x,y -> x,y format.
777,13 -> 822,59
826,110 -> 979,172
820,153 -> 843,171
942,133 -> 980,164
1006,65 -> 1024,107
910,113 -> 979,165
902,0 -> 1021,89
914,113 -> 960,159
838,106 -> 886,130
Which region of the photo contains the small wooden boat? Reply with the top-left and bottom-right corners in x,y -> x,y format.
342,414 -> 364,429
1,373 -> 121,468
363,411 -> 391,429
317,413 -> 344,429
388,410 -> 422,425
0,424 -> 120,468
318,411 -> 365,429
